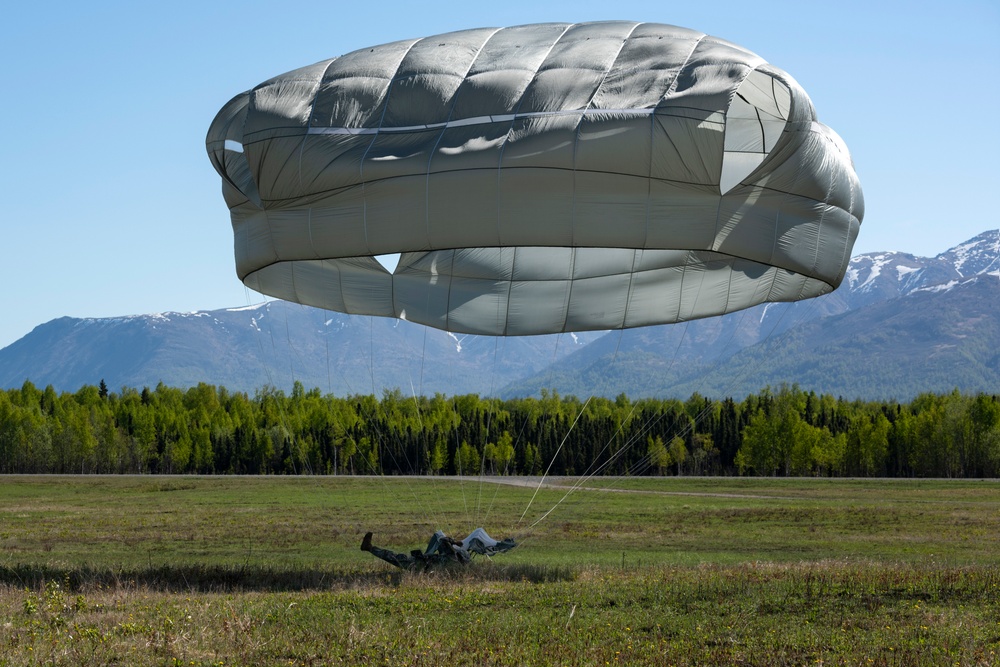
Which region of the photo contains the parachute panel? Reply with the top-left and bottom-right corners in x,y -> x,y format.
572,171 -> 649,248
498,167 -> 575,247
426,170 -> 500,249
575,113 -> 652,178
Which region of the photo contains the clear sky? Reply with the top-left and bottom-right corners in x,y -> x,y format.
1,0 -> 997,349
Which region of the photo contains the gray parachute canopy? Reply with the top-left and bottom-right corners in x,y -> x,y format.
207,21 -> 863,336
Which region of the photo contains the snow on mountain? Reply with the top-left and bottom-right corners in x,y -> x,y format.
938,229 -> 1000,277
841,229 -> 999,306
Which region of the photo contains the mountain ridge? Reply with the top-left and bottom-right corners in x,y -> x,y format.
2,230 -> 997,400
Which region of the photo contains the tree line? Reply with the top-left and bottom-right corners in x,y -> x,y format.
0,380 -> 998,478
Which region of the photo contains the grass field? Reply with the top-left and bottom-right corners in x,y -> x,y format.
0,475 -> 998,665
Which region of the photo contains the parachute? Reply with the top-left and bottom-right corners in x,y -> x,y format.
207,21 -> 863,336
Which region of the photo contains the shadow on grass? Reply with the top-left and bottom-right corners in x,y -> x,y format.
0,561 -> 578,593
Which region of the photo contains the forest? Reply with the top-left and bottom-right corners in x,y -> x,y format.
0,380 -> 998,478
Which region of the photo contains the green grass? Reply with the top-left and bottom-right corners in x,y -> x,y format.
1,475 -> 998,665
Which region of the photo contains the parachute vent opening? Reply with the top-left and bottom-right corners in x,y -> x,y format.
374,253 -> 400,273
720,70 -> 790,194
224,139 -> 244,153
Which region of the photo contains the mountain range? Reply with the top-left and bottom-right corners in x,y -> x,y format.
2,230 -> 997,400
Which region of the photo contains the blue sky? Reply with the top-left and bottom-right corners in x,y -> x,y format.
1,0 -> 997,349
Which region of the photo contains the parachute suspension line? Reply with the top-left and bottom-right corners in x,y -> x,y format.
265,303 -> 281,387
597,307 -> 749,482
514,271 -> 769,534
455,415 -> 471,520
359,316 -> 452,529
284,304 -> 295,387
518,323 -> 657,533
367,317 -> 377,405
477,334 -> 508,527
323,309 -> 333,394
571,303 -> 759,491
491,328 -> 570,536
481,345 -> 551,531
418,323 -> 429,399
582,296 -> 817,493
286,304 -> 314,474
507,330 -> 569,528
400,326 -> 452,531
400,265 -> 459,532
360,317 -> 400,512
518,393 -> 593,524
468,239 -> 510,528
262,307 -> 297,472
468,333 -> 500,529
580,254 -> 739,481
523,310 -> 758,532
513,322 -> 629,538
586,299 -> 761,487
519,126 -> 650,530
514,235 -> 646,531
242,289 -> 309,474
252,297 -> 302,475
351,387 -> 450,532
243,297 -> 308,476
604,300 -> 800,486
522,278 -> 793,531
244,288 -> 278,391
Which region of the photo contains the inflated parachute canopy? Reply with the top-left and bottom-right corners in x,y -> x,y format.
207,21 -> 863,336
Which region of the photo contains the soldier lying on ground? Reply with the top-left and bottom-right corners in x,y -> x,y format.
361,528 -> 516,570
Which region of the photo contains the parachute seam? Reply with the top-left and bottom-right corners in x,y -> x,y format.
719,67 -> 794,199
622,248 -> 643,328
334,260 -> 347,320
768,208 -> 782,269
714,64 -> 756,266
497,23 -> 574,335
257,166 -> 718,207
307,107 -> 656,135
296,60 -> 336,194
443,248 -> 456,333
565,22 -> 642,333
359,38 -> 423,259
722,254 -> 735,316
561,249 -> 576,334
803,145 -> 839,300
424,27 -> 504,253
374,39 -> 422,319
630,34 -> 661,328
837,156 -> 861,284
237,102 -> 727,146
309,58 -> 343,129
760,74 -> 800,298
502,248 -> 513,336
763,259 -> 782,303
419,29 -> 502,334
288,252 -> 299,306
306,207 -> 316,260
712,69 -> 761,316
661,33 -> 706,100
495,22 -> 574,240
245,245 -> 837,290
